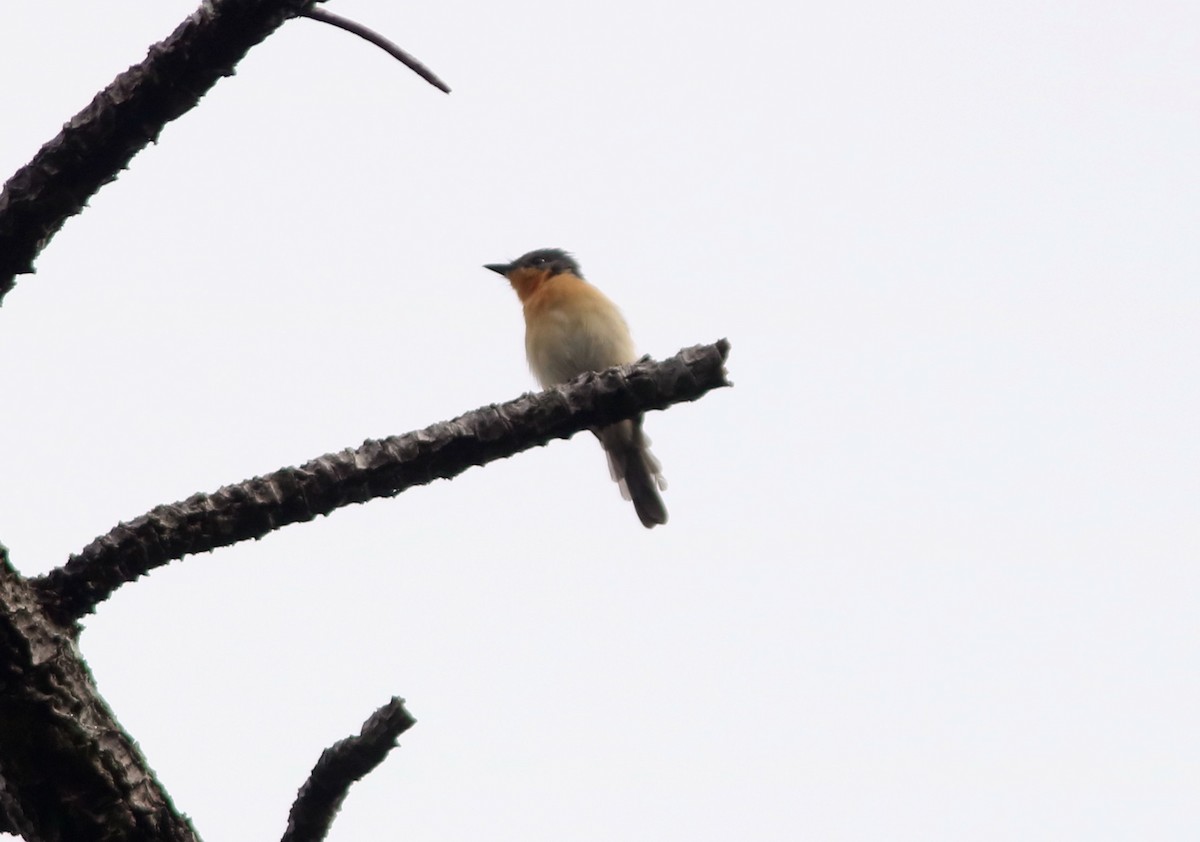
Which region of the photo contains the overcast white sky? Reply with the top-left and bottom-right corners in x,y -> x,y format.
1,1 -> 1198,840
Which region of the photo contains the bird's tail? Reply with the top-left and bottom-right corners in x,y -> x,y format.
598,417 -> 668,528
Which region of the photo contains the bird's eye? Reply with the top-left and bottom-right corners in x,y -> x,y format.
532,256 -> 545,265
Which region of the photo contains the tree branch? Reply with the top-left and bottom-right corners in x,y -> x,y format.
0,544 -> 201,842
281,698 -> 416,842
33,340 -> 731,625
0,0 -> 313,300
300,8 -> 450,93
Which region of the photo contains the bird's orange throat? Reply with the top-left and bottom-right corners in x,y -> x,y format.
506,267 -> 551,304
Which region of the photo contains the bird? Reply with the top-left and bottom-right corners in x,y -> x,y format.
485,248 -> 668,528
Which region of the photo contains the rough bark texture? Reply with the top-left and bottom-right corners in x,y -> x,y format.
281,698 -> 417,842
33,340 -> 731,626
0,0 -> 317,300
0,546 -> 200,842
0,2 -> 732,840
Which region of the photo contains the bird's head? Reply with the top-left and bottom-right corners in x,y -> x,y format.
485,248 -> 582,300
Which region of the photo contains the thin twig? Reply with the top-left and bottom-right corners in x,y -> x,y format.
300,8 -> 451,93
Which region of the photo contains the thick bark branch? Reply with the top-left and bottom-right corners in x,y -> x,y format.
0,0 -> 315,300
281,698 -> 416,842
33,341 -> 731,625
0,545 -> 200,842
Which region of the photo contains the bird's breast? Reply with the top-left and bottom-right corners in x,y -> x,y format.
523,278 -> 636,388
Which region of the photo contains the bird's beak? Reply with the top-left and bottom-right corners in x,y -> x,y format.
483,263 -> 511,276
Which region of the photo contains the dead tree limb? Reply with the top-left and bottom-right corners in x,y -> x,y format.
0,0 -> 318,299
33,340 -> 732,626
0,545 -> 201,842
281,698 -> 417,842
0,0 -> 447,302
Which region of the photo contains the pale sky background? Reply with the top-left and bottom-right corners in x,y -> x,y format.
1,1 -> 1198,840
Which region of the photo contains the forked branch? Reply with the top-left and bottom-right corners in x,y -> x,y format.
0,546 -> 201,842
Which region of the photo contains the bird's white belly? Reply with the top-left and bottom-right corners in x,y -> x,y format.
526,305 -> 635,388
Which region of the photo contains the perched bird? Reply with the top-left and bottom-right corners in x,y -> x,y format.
485,248 -> 668,528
